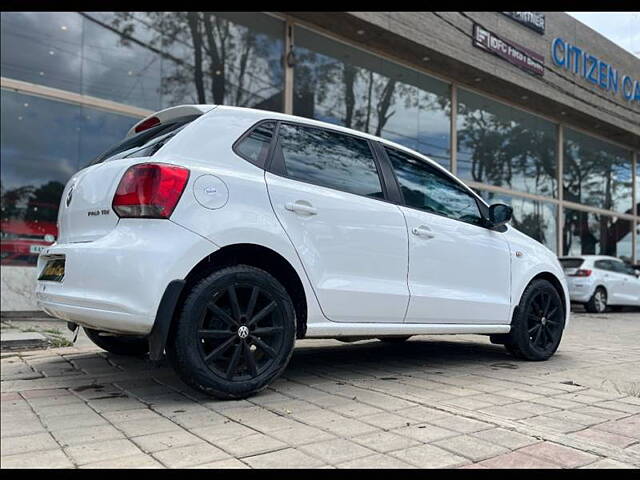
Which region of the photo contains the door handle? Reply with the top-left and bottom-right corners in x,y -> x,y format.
285,201 -> 317,216
411,225 -> 435,238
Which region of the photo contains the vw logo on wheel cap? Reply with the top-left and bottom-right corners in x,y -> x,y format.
237,326 -> 249,339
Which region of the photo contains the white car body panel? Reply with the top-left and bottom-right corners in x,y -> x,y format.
400,206 -> 512,324
35,105 -> 571,340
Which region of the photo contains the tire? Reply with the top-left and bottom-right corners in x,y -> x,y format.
504,279 -> 565,361
167,265 -> 296,400
378,336 -> 411,343
585,287 -> 607,313
84,328 -> 149,356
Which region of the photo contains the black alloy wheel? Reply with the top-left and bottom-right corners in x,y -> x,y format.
168,265 -> 296,399
505,279 -> 565,361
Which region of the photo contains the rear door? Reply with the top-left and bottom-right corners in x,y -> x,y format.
265,123 -> 409,323
609,260 -> 640,305
383,146 -> 512,324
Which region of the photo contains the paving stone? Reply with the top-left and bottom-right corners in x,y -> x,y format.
191,458 -> 250,468
517,441 -> 599,468
471,427 -> 540,450
267,423 -> 337,445
521,415 -> 584,433
1,418 -> 47,438
393,423 -> 458,443
581,459 -> 637,469
593,416 -> 640,439
213,432 -> 288,457
352,430 -> 420,453
50,424 -> 125,447
41,412 -> 108,431
359,411 -> 416,430
131,429 -> 203,453
79,453 -> 163,468
434,434 -> 509,462
391,443 -> 470,468
596,400 -> 640,415
478,404 -> 535,420
0,448 -> 74,468
152,441 -> 230,468
478,451 -> 560,469
101,407 -> 161,423
114,417 -> 181,437
428,414 -> 494,433
336,453 -> 416,468
300,437 -> 375,464
570,427 -> 637,448
191,421 -> 257,442
243,447 -> 326,468
544,410 -> 606,427
65,438 -> 143,465
0,431 -> 58,456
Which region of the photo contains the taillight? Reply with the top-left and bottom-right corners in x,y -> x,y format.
570,269 -> 592,277
112,163 -> 190,219
134,116 -> 160,133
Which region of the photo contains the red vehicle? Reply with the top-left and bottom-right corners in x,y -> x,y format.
1,202 -> 58,266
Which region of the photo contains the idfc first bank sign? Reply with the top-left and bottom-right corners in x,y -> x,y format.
551,37 -> 640,104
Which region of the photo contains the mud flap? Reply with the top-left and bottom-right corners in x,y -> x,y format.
148,280 -> 185,361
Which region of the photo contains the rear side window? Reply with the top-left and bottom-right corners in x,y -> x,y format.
276,123 -> 383,199
234,122 -> 276,168
594,260 -> 612,271
386,147 -> 482,226
560,258 -> 584,268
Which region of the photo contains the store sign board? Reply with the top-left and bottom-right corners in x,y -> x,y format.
473,24 -> 545,77
551,37 -> 640,103
502,12 -> 546,34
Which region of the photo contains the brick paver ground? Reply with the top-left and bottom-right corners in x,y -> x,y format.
1,311 -> 639,468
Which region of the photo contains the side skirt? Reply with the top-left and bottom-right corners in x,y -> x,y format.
304,322 -> 511,338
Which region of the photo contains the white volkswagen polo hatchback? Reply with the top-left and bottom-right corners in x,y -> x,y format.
36,105 -> 570,399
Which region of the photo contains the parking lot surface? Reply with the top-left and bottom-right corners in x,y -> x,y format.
2,311 -> 639,469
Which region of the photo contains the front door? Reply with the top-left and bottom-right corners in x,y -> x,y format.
383,145 -> 512,324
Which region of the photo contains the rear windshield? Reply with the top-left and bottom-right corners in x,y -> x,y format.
88,114 -> 200,166
560,258 -> 584,268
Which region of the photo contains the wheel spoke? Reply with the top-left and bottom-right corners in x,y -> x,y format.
251,336 -> 277,358
207,302 -> 238,328
252,326 -> 283,336
225,343 -> 243,379
247,301 -> 277,327
227,286 -> 242,321
245,287 -> 260,320
199,329 -> 232,339
543,294 -> 552,316
204,335 -> 236,362
533,325 -> 544,346
528,324 -> 541,335
546,306 -> 559,319
243,341 -> 258,377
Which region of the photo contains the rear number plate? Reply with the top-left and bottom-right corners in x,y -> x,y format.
39,258 -> 65,282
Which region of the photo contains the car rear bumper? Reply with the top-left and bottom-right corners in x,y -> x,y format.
35,219 -> 218,335
566,277 -> 595,303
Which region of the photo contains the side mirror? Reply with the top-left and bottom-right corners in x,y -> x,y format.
488,203 -> 513,228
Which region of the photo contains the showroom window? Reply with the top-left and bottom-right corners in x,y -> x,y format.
479,191 -> 557,253
563,128 -> 633,214
276,123 -> 384,198
1,12 -> 285,112
563,209 -> 633,260
0,90 -> 137,266
457,88 -> 557,198
292,26 -> 451,168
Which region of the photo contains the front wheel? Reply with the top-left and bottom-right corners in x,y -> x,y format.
504,279 -> 565,361
84,328 -> 149,356
167,265 -> 296,400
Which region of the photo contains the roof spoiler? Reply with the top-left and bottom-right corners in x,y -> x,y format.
126,105 -> 217,138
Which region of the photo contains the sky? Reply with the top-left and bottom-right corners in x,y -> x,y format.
567,12 -> 640,58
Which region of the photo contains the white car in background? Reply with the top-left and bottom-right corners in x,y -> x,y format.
36,105 -> 570,399
560,255 -> 640,313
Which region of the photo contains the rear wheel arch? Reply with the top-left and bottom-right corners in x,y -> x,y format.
172,244 -> 308,341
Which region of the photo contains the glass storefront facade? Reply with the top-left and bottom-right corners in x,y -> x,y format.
1,11 -> 638,269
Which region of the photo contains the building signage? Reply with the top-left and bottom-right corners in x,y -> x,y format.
551,37 -> 640,103
473,24 -> 545,77
502,12 -> 545,34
